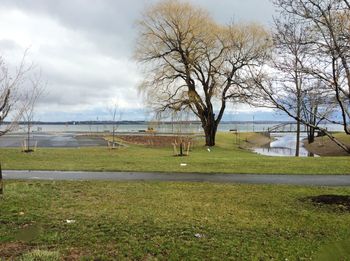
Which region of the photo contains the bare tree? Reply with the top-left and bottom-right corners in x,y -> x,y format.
253,71 -> 350,152
20,73 -> 45,152
301,81 -> 336,143
107,102 -> 122,147
0,54 -> 30,136
135,0 -> 270,146
251,0 -> 350,153
270,15 -> 312,156
269,15 -> 336,155
0,52 -> 32,195
273,0 -> 350,135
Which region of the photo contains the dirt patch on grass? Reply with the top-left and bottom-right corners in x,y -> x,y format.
303,134 -> 350,156
116,135 -> 197,147
63,248 -> 85,261
0,242 -> 32,259
305,195 -> 350,211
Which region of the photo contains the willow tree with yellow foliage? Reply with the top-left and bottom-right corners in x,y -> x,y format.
135,0 -> 270,146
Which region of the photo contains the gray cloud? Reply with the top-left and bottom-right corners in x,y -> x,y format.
0,0 -> 275,56
0,39 -> 21,51
0,0 -> 275,121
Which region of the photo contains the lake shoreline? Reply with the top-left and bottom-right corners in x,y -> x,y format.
249,132 -> 350,157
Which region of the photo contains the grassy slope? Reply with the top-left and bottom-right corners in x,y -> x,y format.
304,132 -> 350,156
337,132 -> 350,141
1,181 -> 350,260
0,132 -> 349,174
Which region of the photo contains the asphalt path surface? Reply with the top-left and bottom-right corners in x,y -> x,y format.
3,170 -> 350,186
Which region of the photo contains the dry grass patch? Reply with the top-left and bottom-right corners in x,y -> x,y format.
115,134 -> 198,147
304,133 -> 350,156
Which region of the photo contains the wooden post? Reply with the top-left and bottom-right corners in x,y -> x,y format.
0,163 -> 3,195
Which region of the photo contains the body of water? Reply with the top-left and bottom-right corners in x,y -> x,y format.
14,122 -> 344,134
254,133 -> 316,157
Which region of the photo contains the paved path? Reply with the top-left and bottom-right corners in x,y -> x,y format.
3,170 -> 350,186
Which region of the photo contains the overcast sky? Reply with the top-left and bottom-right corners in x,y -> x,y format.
0,0 -> 277,122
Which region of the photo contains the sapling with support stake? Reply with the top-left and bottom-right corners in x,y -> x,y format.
107,102 -> 123,149
21,71 -> 45,153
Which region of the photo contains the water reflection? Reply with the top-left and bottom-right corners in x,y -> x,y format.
254,133 -> 318,157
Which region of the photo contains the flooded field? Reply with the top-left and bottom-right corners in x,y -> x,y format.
0,133 -> 107,148
254,133 -> 317,157
11,122 -> 343,134
13,122 -> 278,134
0,122 -> 343,153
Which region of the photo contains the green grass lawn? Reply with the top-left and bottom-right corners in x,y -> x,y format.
1,180 -> 350,260
0,133 -> 349,174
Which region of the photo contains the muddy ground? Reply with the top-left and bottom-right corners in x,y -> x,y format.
303,136 -> 350,156
304,195 -> 350,211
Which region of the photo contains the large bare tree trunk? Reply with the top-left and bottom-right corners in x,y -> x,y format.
307,126 -> 315,143
203,122 -> 217,147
